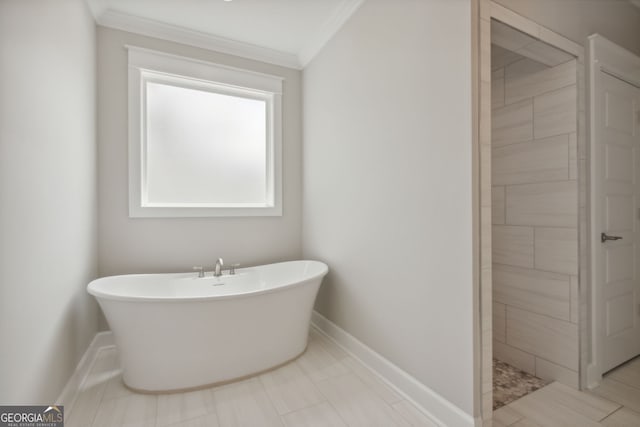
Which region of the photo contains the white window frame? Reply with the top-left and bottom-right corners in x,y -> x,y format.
127,46 -> 283,217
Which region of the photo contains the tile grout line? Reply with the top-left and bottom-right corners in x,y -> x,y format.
65,345 -> 109,420
506,81 -> 577,107
597,405 -> 627,423
310,332 -> 430,426
252,374 -> 287,426
88,348 -> 117,427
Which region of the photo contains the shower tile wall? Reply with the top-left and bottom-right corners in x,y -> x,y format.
492,57 -> 579,388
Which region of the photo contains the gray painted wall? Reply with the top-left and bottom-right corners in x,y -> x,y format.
97,27 -> 303,278
303,0 -> 475,416
0,0 -> 98,404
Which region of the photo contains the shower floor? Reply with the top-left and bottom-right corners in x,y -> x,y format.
493,359 -> 548,410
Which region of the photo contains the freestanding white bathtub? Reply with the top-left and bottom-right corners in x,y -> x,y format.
87,260 -> 328,393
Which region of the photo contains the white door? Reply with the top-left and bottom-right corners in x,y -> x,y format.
595,71 -> 640,373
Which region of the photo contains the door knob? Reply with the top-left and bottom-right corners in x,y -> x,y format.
601,232 -> 623,243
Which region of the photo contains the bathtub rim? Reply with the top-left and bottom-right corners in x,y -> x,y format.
87,259 -> 328,303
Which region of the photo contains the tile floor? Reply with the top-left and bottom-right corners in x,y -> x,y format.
492,359 -> 547,410
65,328 -> 437,427
494,356 -> 640,426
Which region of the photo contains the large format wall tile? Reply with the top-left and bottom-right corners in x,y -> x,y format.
535,358 -> 579,388
533,85 -> 577,139
506,306 -> 578,370
506,60 -> 575,105
506,181 -> 577,227
492,135 -> 569,185
493,264 -> 571,321
492,99 -> 533,146
534,227 -> 578,275
494,302 -> 507,343
493,225 -> 534,268
493,186 -> 506,224
492,49 -> 579,389
493,340 -> 535,375
505,58 -> 549,81
493,70 -> 505,109
516,41 -> 574,68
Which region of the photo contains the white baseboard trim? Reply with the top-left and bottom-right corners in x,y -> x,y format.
60,319 -> 476,426
311,311 -> 476,427
56,331 -> 114,414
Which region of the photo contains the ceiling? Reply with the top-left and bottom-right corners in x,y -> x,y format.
491,20 -> 574,69
86,0 -> 364,69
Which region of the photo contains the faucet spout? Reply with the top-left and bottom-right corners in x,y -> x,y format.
214,258 -> 224,277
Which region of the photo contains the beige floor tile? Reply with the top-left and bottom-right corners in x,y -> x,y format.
316,373 -> 410,427
65,348 -> 117,427
342,357 -> 403,404
65,382 -> 108,427
297,339 -> 350,382
213,378 -> 283,427
591,378 -> 640,414
281,402 -> 347,427
102,373 -> 134,401
260,361 -> 325,415
91,347 -> 119,373
156,389 -> 217,427
494,404 -> 524,426
392,400 -> 438,427
165,413 -> 220,427
310,329 -> 349,360
509,389 -> 601,427
493,419 -> 510,427
601,407 -> 640,427
607,357 -> 640,390
512,418 -> 543,427
91,394 -> 157,427
533,382 -> 620,421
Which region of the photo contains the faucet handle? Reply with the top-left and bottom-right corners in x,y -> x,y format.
227,263 -> 241,275
192,266 -> 205,278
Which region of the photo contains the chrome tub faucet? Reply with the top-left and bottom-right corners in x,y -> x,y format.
214,258 -> 224,277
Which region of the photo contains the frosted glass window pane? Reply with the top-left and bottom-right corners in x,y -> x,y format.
145,82 -> 267,205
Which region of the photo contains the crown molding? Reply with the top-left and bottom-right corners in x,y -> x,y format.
298,0 -> 365,67
96,10 -> 302,70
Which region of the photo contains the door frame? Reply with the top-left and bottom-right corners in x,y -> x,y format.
475,2 -> 586,424
587,34 -> 640,387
